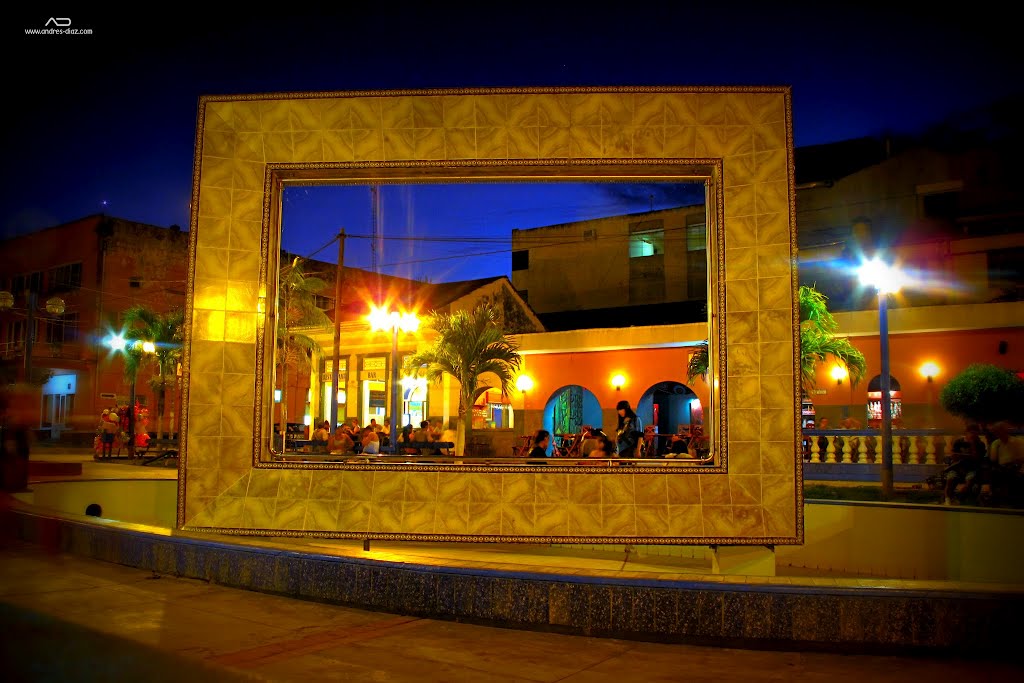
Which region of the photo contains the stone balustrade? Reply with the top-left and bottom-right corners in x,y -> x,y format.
801,428 -> 981,467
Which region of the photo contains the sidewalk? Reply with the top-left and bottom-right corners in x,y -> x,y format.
1,541 -> 1019,682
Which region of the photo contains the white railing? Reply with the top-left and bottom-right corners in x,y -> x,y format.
801,429 -> 988,465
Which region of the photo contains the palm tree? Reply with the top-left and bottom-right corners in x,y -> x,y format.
409,305 -> 522,456
122,305 -> 184,440
687,285 -> 866,390
277,257 -> 330,445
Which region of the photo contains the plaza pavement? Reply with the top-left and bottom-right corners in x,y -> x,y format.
1,541 -> 1019,683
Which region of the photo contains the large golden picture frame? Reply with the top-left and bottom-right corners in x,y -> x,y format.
180,87 -> 802,545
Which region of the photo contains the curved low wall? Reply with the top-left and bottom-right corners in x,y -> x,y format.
13,479 -> 177,528
780,500 -> 1024,584
3,503 -> 1020,657
13,480 -> 1024,584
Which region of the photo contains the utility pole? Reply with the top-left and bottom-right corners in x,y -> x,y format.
330,230 -> 346,429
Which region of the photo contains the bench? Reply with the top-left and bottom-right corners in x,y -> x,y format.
139,438 -> 179,466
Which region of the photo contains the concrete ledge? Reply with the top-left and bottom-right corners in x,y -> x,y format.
2,505 -> 1019,658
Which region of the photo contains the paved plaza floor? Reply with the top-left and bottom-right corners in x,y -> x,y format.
1,541 -> 1019,683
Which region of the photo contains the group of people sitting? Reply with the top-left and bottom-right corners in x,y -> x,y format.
309,417 -> 456,457
942,421 -> 1024,506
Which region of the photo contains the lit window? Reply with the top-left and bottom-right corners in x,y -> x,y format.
629,230 -> 664,258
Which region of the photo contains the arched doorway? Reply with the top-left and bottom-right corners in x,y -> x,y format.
637,381 -> 701,447
866,374 -> 902,427
542,385 -> 603,448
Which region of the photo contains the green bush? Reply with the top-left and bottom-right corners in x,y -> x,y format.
939,364 -> 1024,426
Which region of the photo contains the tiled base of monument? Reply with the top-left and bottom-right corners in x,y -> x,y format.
4,508 -> 1018,658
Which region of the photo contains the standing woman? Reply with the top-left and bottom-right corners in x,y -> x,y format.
615,400 -> 643,460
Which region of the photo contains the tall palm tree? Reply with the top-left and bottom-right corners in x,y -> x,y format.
409,305 -> 522,456
277,257 -> 330,444
687,285 -> 866,391
122,305 -> 184,440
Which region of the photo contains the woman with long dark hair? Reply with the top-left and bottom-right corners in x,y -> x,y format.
615,400 -> 642,459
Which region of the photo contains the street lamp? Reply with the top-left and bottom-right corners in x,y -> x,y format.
368,306 -> 419,452
105,332 -> 155,458
858,257 -> 904,497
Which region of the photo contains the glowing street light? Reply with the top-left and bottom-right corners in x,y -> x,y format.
105,333 -> 156,458
919,361 -> 940,382
367,305 -> 419,452
858,257 -> 903,498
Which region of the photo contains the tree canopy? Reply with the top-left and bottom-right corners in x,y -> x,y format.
940,364 -> 1024,426
687,285 -> 866,391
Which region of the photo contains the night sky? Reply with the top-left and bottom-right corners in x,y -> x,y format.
6,4 -> 1021,281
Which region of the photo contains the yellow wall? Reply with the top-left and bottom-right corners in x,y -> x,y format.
779,503 -> 1024,583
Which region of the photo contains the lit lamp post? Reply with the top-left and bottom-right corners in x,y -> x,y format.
919,361 -> 940,427
106,334 -> 155,458
368,306 -> 419,453
858,258 -> 904,498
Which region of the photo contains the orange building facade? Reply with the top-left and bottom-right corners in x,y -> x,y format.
0,215 -> 189,439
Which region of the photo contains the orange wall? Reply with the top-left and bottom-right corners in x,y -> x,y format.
810,328 -> 1023,406
522,347 -> 710,411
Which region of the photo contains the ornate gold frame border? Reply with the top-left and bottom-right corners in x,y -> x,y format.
183,526 -> 796,546
253,159 -> 727,474
176,85 -> 802,545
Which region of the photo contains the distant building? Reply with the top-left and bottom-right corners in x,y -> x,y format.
510,205 -> 708,330
0,215 -> 189,439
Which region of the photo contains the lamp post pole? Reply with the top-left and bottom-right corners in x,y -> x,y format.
878,292 -> 893,497
23,291 -> 36,383
390,323 -> 400,453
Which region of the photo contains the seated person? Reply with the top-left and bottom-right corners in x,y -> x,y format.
398,424 -> 418,455
687,424 -> 707,458
311,420 -> 330,453
329,425 -> 354,454
360,426 -> 380,455
944,424 -> 987,505
441,423 -> 457,455
667,427 -> 689,457
580,435 -> 613,464
579,426 -> 599,458
528,429 -> 551,461
413,420 -> 439,455
985,421 -> 1024,502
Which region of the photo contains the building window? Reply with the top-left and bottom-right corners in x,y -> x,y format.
922,191 -> 959,221
47,262 -> 82,291
629,230 -> 664,258
6,320 -> 25,346
44,313 -> 78,345
582,228 -> 597,241
313,294 -> 332,311
686,223 -> 707,298
27,272 -> 43,293
129,277 -> 142,289
512,250 -> 529,271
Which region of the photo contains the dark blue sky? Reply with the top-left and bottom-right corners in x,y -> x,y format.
6,3 -> 1021,280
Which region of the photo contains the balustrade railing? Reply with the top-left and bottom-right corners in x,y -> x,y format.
801,429 -> 978,466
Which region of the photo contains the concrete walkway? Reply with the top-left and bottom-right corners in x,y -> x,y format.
1,541 -> 1018,682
